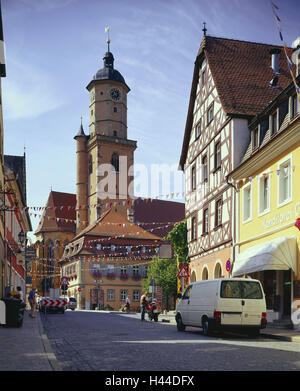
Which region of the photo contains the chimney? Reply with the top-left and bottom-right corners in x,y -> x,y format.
292,36 -> 300,76
270,48 -> 281,74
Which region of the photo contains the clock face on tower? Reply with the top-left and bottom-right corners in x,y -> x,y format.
110,88 -> 120,101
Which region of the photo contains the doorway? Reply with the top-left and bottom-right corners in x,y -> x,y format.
283,270 -> 291,317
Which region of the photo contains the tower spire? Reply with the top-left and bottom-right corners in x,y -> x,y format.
202,22 -> 207,36
105,26 -> 111,52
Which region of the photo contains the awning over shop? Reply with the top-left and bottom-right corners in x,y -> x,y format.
232,236 -> 297,277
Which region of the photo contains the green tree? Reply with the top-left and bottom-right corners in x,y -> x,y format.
141,256 -> 177,310
166,220 -> 188,263
141,221 -> 188,310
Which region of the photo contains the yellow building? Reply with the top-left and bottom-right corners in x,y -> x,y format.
229,78 -> 300,327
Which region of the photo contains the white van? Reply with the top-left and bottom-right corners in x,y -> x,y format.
176,278 -> 267,337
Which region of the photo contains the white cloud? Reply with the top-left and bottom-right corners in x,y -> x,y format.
2,58 -> 64,120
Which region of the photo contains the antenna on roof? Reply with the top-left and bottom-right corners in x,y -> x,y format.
202,22 -> 207,36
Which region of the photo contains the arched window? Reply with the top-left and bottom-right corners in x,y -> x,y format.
214,262 -> 222,279
190,270 -> 197,283
111,153 -> 119,172
202,266 -> 208,280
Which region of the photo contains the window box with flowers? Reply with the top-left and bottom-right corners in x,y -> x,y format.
92,270 -> 102,279
120,273 -> 129,280
107,272 -> 116,280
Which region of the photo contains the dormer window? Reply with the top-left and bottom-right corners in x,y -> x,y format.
252,128 -> 259,151
291,94 -> 299,119
271,110 -> 278,135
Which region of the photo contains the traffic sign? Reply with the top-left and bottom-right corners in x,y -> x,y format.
226,259 -> 231,272
177,264 -> 189,278
60,276 -> 69,285
78,287 -> 82,292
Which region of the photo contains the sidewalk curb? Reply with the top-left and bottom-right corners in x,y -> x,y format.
36,312 -> 63,371
260,332 -> 300,343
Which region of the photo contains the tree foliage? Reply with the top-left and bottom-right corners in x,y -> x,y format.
142,221 -> 188,303
166,220 -> 188,263
142,257 -> 177,298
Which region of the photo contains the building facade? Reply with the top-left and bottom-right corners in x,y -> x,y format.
60,209 -> 163,311
229,75 -> 300,325
3,154 -> 32,296
180,33 -> 294,286
33,191 -> 76,297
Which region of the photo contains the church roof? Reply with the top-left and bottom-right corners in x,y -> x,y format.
35,191 -> 76,234
179,35 -> 295,169
87,50 -> 130,91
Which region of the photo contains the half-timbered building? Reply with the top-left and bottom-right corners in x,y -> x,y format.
179,32 -> 294,284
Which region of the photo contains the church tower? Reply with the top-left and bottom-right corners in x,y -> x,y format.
75,31 -> 136,231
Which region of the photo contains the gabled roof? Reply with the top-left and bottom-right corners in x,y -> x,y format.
73,208 -> 161,241
179,35 -> 295,169
35,191 -> 76,234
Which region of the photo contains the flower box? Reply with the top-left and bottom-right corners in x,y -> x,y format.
120,274 -> 129,280
132,274 -> 142,281
107,272 -> 116,279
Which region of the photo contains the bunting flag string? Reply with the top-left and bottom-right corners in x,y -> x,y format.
234,165 -> 297,187
270,1 -> 300,103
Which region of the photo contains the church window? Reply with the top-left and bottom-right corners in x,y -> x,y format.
113,130 -> 118,137
114,107 -> 117,113
100,91 -> 103,95
111,153 -> 119,172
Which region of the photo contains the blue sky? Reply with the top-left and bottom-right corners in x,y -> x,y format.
2,0 -> 300,237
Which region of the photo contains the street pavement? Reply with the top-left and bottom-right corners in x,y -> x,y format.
0,309 -> 62,371
0,309 -> 299,371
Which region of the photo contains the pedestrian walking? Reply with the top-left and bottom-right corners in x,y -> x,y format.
125,296 -> 130,312
16,286 -> 23,302
28,288 -> 36,318
140,292 -> 149,321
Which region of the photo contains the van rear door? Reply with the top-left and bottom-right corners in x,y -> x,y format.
240,281 -> 265,326
218,280 -> 243,325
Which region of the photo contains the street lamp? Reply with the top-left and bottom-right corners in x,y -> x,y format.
18,230 -> 26,246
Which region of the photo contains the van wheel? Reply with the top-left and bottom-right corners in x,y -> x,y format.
202,318 -> 210,336
176,315 -> 185,332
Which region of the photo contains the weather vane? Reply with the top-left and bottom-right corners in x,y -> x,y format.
105,26 -> 110,51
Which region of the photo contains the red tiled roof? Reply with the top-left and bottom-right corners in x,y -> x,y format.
35,191 -> 76,234
133,198 -> 185,238
73,208 -> 161,241
179,35 -> 295,169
